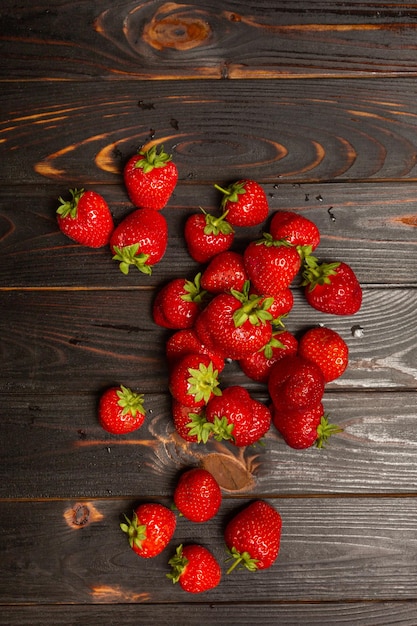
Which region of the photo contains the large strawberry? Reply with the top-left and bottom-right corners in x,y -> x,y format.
173,468 -> 222,522
98,385 -> 145,434
169,353 -> 222,408
269,210 -> 320,255
302,256 -> 362,315
165,328 -> 225,373
167,544 -> 221,593
244,234 -> 301,296
123,144 -> 178,210
200,251 -> 248,294
268,354 -> 325,412
184,208 -> 234,263
110,208 -> 168,275
225,500 -> 282,573
120,503 -> 176,558
152,273 -> 206,329
271,402 -> 341,449
56,188 -> 114,248
214,179 -> 269,226
239,329 -> 298,384
298,326 -> 349,382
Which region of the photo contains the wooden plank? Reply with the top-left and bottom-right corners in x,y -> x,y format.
1,497 -> 417,603
1,391 -> 417,498
3,80 -> 417,184
2,1 -> 417,80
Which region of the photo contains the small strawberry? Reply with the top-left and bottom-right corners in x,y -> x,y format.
110,207 -> 168,275
225,500 -> 282,573
98,385 -> 145,434
268,355 -> 325,412
120,503 -> 176,558
239,329 -> 298,384
165,329 -> 225,373
271,403 -> 342,449
56,188 -> 114,248
152,273 -> 206,329
167,544 -> 221,593
259,288 -> 294,323
244,234 -> 301,296
169,353 -> 222,408
269,210 -> 320,255
123,144 -> 178,210
298,326 -> 349,382
173,468 -> 222,522
184,208 -> 234,263
302,256 -> 362,315
172,400 -> 212,443
200,251 -> 248,294
214,179 -> 269,226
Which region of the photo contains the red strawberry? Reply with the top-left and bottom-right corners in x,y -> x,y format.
269,210 -> 320,253
172,400 -> 211,443
244,235 -> 301,296
252,289 -> 294,327
302,256 -> 362,315
298,326 -> 349,382
167,544 -> 221,593
184,209 -> 234,263
268,355 -> 325,412
239,330 -> 298,383
214,179 -> 269,226
200,251 -> 248,294
123,144 -> 178,210
169,353 -> 222,408
225,500 -> 282,572
120,503 -> 176,558
110,208 -> 168,275
56,188 -> 114,248
173,468 -> 222,522
152,274 -> 206,329
165,329 -> 225,373
98,385 -> 145,434
271,403 -> 342,449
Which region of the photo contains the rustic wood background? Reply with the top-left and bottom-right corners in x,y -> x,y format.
1,1 -> 417,624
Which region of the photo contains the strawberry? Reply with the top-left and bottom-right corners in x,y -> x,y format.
56,188 -> 114,248
167,544 -> 221,593
110,208 -> 168,275
98,385 -> 145,434
152,273 -> 206,329
239,329 -> 298,383
260,288 -> 294,323
184,208 -> 234,263
298,326 -> 349,382
269,210 -> 320,254
302,256 -> 362,315
165,329 -> 225,373
173,468 -> 222,522
244,234 -> 301,296
120,503 -> 176,558
200,251 -> 248,294
123,144 -> 178,210
169,353 -> 222,408
171,400 -> 212,443
214,179 -> 269,226
225,500 -> 282,573
271,402 -> 342,449
268,355 -> 325,412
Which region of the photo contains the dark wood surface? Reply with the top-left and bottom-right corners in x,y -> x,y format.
1,2 -> 417,624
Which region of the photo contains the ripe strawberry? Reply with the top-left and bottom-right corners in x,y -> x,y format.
298,326 -> 349,382
271,403 -> 342,449
173,468 -> 222,522
152,274 -> 206,329
169,353 -> 222,408
120,503 -> 176,558
260,288 -> 294,323
268,355 -> 325,412
165,329 -> 225,373
56,188 -> 114,248
302,256 -> 362,315
172,400 -> 212,443
123,144 -> 178,210
98,385 -> 145,434
184,208 -> 234,263
239,330 -> 298,383
214,179 -> 269,226
269,210 -> 320,254
167,544 -> 221,593
225,500 -> 282,573
244,235 -> 301,296
200,251 -> 248,294
110,208 -> 168,275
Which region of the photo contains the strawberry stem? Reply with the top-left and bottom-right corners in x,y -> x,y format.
226,547 -> 259,574
57,188 -> 84,219
134,144 -> 172,173
120,513 -> 147,550
302,255 -> 341,290
214,181 -> 246,205
117,385 -> 145,417
316,415 -> 343,448
187,361 -> 222,404
112,244 -> 152,275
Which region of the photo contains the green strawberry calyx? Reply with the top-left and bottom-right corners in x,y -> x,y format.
261,332 -> 287,359
186,411 -> 213,444
316,415 -> 343,449
231,281 -> 274,328
181,273 -> 207,305
120,512 -> 147,550
200,207 -> 234,236
117,385 -> 145,418
112,244 -> 152,275
167,544 -> 188,584
214,181 -> 247,206
134,144 -> 172,174
226,546 -> 259,574
56,188 -> 85,219
210,415 -> 235,443
187,361 -> 222,404
301,255 -> 341,291
256,233 -> 294,249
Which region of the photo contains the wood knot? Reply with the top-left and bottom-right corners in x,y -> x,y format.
142,3 -> 211,51
63,502 -> 103,529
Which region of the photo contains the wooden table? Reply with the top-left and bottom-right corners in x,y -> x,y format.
1,2 -> 417,624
